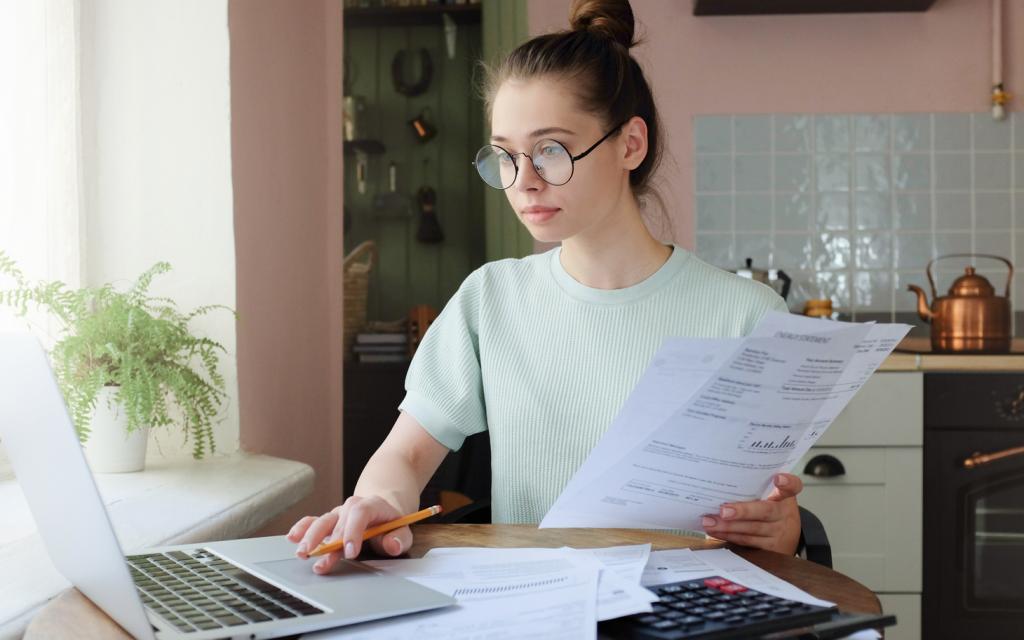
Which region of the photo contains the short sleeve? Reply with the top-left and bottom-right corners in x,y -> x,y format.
740,281 -> 790,335
398,271 -> 487,451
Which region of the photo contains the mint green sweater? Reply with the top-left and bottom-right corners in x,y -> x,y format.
398,245 -> 788,524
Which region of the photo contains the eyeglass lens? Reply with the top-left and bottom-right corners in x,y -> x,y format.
474,139 -> 573,190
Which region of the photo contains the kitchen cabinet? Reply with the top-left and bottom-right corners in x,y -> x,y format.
693,0 -> 935,15
796,372 -> 923,640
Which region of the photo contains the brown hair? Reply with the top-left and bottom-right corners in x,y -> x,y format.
483,0 -> 665,214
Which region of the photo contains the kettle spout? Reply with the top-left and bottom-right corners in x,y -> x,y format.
906,284 -> 934,323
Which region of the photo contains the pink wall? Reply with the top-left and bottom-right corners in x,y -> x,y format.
229,0 -> 344,535
528,0 -> 1023,247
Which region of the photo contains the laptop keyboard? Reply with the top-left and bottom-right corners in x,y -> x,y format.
126,548 -> 325,633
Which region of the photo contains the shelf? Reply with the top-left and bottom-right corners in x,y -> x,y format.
693,0 -> 935,15
344,3 -> 481,28
343,139 -> 386,155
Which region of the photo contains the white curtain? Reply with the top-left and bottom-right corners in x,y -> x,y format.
0,0 -> 85,340
0,0 -> 84,474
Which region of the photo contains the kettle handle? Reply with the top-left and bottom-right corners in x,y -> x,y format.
926,253 -> 1013,299
775,269 -> 792,301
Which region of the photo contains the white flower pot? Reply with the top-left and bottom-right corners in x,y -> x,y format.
82,386 -> 150,473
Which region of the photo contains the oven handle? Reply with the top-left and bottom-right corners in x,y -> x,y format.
962,445 -> 1024,469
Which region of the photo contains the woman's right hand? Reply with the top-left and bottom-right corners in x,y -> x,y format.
287,495 -> 414,574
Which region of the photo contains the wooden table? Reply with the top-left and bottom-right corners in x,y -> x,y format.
25,524 -> 880,639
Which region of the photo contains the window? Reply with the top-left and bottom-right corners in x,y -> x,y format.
0,0 -> 85,479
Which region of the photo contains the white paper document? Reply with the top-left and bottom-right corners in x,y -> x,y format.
641,548 -> 830,606
302,552 -> 600,639
424,544 -> 657,621
640,549 -> 880,639
542,312 -> 910,530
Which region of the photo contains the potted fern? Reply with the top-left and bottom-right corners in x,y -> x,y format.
0,251 -> 233,471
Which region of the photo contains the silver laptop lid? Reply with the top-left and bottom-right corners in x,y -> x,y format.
0,333 -> 155,639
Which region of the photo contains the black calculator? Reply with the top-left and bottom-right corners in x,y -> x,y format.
599,575 -> 896,640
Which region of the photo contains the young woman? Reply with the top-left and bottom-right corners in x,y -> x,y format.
290,0 -> 802,573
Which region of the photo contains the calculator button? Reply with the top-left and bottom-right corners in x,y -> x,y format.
703,578 -> 729,588
720,583 -> 748,594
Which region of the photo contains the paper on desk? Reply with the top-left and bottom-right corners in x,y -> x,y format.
425,544 -> 656,620
691,549 -> 834,607
542,313 -> 910,531
642,549 -> 880,639
641,548 -> 831,607
302,553 -> 600,640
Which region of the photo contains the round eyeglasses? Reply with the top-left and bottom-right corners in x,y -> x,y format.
472,121 -> 627,190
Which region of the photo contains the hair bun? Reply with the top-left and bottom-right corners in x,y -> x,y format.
569,0 -> 636,49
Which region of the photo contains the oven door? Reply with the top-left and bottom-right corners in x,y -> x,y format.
924,428 -> 1024,639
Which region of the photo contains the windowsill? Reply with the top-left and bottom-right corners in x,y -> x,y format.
0,451 -> 314,638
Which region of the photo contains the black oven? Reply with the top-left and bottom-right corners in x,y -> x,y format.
924,373 -> 1024,639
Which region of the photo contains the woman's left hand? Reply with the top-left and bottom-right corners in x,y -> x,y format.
700,473 -> 803,555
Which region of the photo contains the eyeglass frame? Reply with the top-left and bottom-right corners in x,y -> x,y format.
471,119 -> 629,190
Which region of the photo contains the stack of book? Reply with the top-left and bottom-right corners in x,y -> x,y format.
353,331 -> 409,363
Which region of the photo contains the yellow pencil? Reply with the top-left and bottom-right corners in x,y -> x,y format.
308,505 -> 443,557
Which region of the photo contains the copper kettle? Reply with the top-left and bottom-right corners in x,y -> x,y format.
907,253 -> 1013,353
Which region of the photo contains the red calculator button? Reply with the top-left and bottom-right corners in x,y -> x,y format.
704,578 -> 730,588
720,584 -> 748,594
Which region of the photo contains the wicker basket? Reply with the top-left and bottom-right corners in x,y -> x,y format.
343,240 -> 377,361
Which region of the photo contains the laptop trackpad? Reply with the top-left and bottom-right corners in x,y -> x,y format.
254,557 -> 376,588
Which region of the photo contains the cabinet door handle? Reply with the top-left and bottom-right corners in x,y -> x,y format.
803,454 -> 846,478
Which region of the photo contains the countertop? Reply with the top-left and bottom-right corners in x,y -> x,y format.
879,337 -> 1024,372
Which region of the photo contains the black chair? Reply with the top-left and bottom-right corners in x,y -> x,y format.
434,433 -> 833,569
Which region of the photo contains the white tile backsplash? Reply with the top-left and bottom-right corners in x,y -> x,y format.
694,112 -> 1023,319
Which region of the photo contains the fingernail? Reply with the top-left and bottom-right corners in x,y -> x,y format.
344,541 -> 355,559
297,543 -> 308,555
721,506 -> 737,519
776,474 -> 789,486
701,516 -> 716,528
390,537 -> 402,555
314,560 -> 326,572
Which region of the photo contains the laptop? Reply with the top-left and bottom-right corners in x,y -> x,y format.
0,333 -> 455,639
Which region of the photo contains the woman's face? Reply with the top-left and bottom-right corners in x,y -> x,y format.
489,77 -> 640,244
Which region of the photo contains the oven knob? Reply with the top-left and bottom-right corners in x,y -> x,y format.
995,386 -> 1024,421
